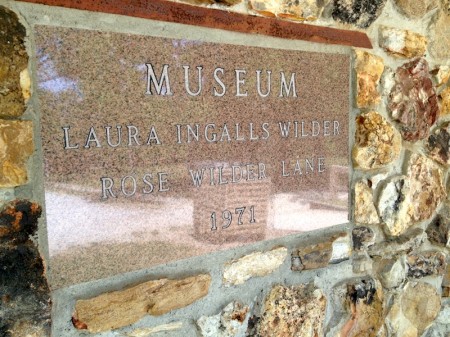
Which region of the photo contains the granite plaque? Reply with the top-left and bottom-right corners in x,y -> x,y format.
35,26 -> 350,287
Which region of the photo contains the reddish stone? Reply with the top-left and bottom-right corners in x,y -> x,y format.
19,0 -> 372,48
389,58 -> 439,141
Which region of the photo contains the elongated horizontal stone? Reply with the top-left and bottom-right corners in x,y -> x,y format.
126,322 -> 183,337
223,247 -> 287,286
73,274 -> 211,333
292,233 -> 348,270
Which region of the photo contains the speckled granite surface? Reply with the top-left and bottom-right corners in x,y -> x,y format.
35,26 -> 350,288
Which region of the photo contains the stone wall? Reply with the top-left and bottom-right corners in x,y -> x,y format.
0,0 -> 449,336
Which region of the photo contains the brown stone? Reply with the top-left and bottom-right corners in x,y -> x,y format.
427,121 -> 450,165
352,226 -> 375,251
389,58 -> 439,142
393,0 -> 439,19
0,6 -> 28,118
257,283 -> 326,337
0,120 -> 34,187
440,86 -> 450,116
443,265 -> 450,296
429,11 -> 450,61
379,26 -> 427,58
352,111 -> 402,170
407,251 -> 446,278
73,274 -> 211,333
19,0 -> 373,48
354,181 -> 379,224
293,233 -> 346,270
340,279 -> 384,337
355,50 -> 384,108
375,257 -> 406,288
426,213 -> 450,247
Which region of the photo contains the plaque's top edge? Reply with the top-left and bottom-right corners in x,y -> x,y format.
17,0 -> 371,50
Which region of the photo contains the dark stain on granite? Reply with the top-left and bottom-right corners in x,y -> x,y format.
0,200 -> 51,337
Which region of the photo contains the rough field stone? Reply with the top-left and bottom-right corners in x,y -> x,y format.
393,0 -> 439,19
379,26 -> 427,58
355,50 -> 384,108
0,6 -> 28,118
256,283 -> 326,337
332,0 -> 387,28
352,111 -> 402,170
389,58 -> 439,142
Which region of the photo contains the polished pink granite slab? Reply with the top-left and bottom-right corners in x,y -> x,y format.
35,25 -> 350,288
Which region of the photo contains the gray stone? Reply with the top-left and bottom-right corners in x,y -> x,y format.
375,257 -> 406,288
427,122 -> 450,165
332,0 -> 387,28
368,228 -> 426,257
407,251 -> 446,278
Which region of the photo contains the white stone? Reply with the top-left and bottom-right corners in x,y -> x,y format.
377,176 -> 410,236
223,247 -> 287,286
330,234 -> 351,263
197,302 -> 250,337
